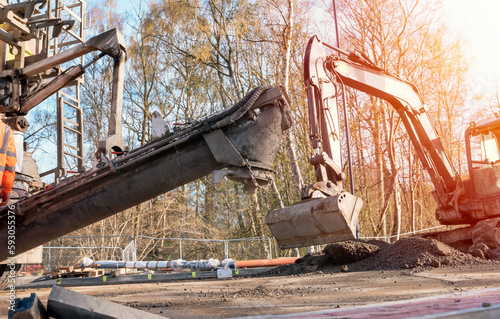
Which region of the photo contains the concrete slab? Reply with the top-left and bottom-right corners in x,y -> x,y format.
47,285 -> 166,319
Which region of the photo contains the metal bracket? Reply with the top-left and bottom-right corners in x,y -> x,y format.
301,180 -> 343,200
310,152 -> 344,183
97,52 -> 126,154
203,129 -> 245,167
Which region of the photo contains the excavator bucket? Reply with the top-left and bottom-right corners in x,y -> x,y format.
266,193 -> 363,249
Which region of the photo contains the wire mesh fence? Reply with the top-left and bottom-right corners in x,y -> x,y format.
359,225 -> 448,243
43,235 -> 274,272
136,236 -> 226,261
41,226 -> 449,272
44,246 -> 125,272
43,235 -> 135,272
136,236 -> 272,261
225,237 -> 273,260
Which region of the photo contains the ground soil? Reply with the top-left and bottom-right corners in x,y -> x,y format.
1,237 -> 500,318
268,237 -> 497,276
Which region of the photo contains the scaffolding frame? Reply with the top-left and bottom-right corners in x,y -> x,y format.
36,0 -> 87,182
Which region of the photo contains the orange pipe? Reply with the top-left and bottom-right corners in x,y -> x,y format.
235,257 -> 299,268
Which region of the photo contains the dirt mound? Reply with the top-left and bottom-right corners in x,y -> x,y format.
323,241 -> 380,265
263,237 -> 497,276
350,237 -> 484,271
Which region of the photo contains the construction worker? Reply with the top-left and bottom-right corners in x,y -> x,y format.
0,120 -> 16,206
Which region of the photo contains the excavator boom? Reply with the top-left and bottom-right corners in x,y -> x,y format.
324,44 -> 460,208
269,35 -> 500,252
266,36 -> 364,249
267,35 -> 468,250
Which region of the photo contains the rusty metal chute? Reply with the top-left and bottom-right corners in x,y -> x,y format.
0,86 -> 291,261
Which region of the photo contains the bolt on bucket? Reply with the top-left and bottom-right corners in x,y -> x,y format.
266,192 -> 363,249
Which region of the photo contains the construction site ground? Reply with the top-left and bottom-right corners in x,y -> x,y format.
2,237 -> 500,318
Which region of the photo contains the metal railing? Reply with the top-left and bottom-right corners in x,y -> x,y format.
45,246 -> 124,272
136,235 -> 273,260
43,235 -> 274,271
44,235 -> 136,272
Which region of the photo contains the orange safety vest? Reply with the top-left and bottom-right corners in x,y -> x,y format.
0,121 -> 17,193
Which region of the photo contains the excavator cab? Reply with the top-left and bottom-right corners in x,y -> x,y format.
466,118 -> 500,198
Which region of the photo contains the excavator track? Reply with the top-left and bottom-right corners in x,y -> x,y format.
472,217 -> 500,249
